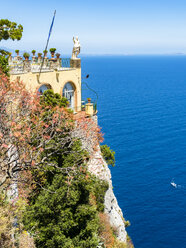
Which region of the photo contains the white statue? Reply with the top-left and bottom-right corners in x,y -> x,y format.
72,36 -> 81,59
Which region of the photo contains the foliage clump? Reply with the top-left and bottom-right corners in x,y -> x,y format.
23,135 -> 108,247
0,19 -> 23,41
40,89 -> 69,108
0,18 -> 23,75
0,50 -> 9,75
101,144 -> 115,167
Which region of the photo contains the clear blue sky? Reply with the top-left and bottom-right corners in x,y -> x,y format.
1,0 -> 186,55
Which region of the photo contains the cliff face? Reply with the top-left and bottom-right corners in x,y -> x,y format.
74,115 -> 128,244
88,148 -> 127,243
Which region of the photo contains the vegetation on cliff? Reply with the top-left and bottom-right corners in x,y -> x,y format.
0,73 -> 110,247
0,18 -> 128,247
101,145 -> 115,167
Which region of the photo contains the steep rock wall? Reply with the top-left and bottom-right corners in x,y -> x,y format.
88,148 -> 127,243
74,115 -> 127,243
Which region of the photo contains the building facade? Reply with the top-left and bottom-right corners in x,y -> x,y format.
9,56 -> 82,112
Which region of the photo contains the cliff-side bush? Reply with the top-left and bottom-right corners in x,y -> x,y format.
23,139 -> 108,248
22,89 -> 108,248
101,144 -> 115,167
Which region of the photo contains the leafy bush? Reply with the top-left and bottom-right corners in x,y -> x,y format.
23,139 -> 108,248
22,89 -> 108,248
101,144 -> 115,167
0,54 -> 9,75
40,89 -> 68,108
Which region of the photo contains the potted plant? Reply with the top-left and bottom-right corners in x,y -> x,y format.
8,52 -> 12,62
56,53 -> 60,59
32,50 -> 36,56
49,48 -> 56,58
15,49 -> 19,56
43,50 -> 48,58
23,52 -> 30,60
38,53 -> 42,58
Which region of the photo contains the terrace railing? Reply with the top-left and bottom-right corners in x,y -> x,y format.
9,57 -> 72,74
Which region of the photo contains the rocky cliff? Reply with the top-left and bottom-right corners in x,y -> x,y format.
88,147 -> 127,243
74,114 -> 130,245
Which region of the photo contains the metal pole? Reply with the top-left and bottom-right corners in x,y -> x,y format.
38,10 -> 56,82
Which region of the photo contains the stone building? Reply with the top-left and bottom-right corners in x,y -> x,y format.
9,55 -> 82,112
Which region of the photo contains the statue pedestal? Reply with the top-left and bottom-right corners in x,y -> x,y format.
70,58 -> 81,68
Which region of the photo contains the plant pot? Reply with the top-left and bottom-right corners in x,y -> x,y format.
51,52 -> 55,58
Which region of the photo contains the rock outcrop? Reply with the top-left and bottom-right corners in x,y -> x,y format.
88,148 -> 127,243
74,114 -> 127,243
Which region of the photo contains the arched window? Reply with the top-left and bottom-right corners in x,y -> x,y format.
63,82 -> 75,109
38,84 -> 51,95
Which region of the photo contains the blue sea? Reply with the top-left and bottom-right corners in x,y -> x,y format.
81,56 -> 186,248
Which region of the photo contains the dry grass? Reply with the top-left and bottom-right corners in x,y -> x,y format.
19,232 -> 35,248
98,212 -> 131,248
99,212 -> 115,248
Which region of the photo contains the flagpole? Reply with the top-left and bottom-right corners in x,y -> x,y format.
38,10 -> 56,82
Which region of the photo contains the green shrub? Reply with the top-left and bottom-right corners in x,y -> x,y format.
0,54 -> 9,75
23,95 -> 108,248
23,140 -> 108,248
40,89 -> 68,108
100,144 -> 115,167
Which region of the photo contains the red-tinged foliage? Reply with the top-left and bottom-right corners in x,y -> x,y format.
74,115 -> 104,154
0,72 -> 73,190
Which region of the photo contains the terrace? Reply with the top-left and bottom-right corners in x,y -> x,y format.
8,56 -> 77,75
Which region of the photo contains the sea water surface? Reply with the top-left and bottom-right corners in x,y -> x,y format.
81,56 -> 186,248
